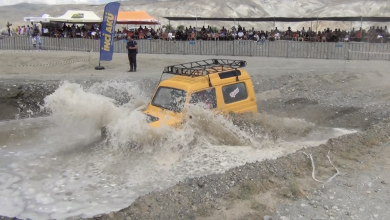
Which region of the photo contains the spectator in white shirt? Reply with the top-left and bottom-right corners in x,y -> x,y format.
275,32 -> 280,40
254,33 -> 259,41
237,31 -> 244,40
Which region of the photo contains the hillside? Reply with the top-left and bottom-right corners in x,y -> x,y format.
1,0 -> 389,32
0,0 -> 99,7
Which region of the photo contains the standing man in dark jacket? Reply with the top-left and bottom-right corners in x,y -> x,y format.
6,22 -> 12,36
127,36 -> 138,72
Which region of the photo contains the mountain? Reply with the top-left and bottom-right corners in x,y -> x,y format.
1,0 -> 389,32
0,0 -> 99,6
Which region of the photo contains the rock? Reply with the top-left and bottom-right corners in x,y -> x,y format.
263,215 -> 273,220
92,214 -> 103,218
197,180 -> 205,188
279,217 -> 290,220
108,212 -> 115,218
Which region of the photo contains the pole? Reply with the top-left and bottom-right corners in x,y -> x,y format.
316,16 -> 318,33
196,17 -> 198,32
360,16 -> 363,40
196,16 -> 198,41
311,21 -> 312,32
350,21 -> 352,32
273,16 -> 275,30
195,8 -> 198,41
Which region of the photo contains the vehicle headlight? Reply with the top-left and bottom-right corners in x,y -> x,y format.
144,113 -> 159,123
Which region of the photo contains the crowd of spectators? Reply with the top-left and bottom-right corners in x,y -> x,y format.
148,25 -> 390,43
4,22 -> 42,37
90,24 -> 390,43
4,22 -> 102,39
5,22 -> 390,43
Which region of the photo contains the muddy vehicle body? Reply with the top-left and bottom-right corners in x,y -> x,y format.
101,59 -> 257,138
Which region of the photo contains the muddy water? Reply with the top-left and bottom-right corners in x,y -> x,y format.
0,81 -> 357,219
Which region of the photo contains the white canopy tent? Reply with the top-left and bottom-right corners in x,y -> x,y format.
23,14 -> 52,23
50,10 -> 102,23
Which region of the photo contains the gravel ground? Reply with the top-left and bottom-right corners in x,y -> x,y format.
0,81 -> 59,120
0,51 -> 389,220
78,120 -> 390,220
251,71 -> 390,130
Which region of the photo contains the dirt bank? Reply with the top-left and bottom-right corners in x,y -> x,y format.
0,81 -> 58,120
0,78 -> 159,121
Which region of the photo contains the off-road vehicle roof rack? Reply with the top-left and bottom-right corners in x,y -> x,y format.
162,59 -> 247,76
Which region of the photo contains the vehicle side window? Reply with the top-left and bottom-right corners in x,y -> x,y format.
222,82 -> 248,104
189,88 -> 217,109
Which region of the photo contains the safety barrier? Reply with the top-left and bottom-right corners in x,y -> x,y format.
1,36 -> 390,61
0,36 -> 98,52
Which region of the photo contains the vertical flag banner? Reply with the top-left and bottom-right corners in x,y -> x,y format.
99,2 -> 120,61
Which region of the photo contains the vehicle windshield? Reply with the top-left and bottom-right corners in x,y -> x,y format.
151,87 -> 187,113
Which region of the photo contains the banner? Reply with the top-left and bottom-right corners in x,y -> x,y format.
99,2 -> 120,61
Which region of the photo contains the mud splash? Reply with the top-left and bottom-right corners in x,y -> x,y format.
0,81 -> 357,219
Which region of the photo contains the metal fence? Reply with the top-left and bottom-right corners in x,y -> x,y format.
1,36 -> 390,60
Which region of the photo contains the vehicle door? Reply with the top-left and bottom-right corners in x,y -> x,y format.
188,87 -> 218,111
219,80 -> 256,114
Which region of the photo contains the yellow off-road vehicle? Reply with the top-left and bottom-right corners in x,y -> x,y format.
143,59 -> 257,127
101,59 -> 257,137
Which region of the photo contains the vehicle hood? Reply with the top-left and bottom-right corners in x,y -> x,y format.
143,107 -> 183,128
